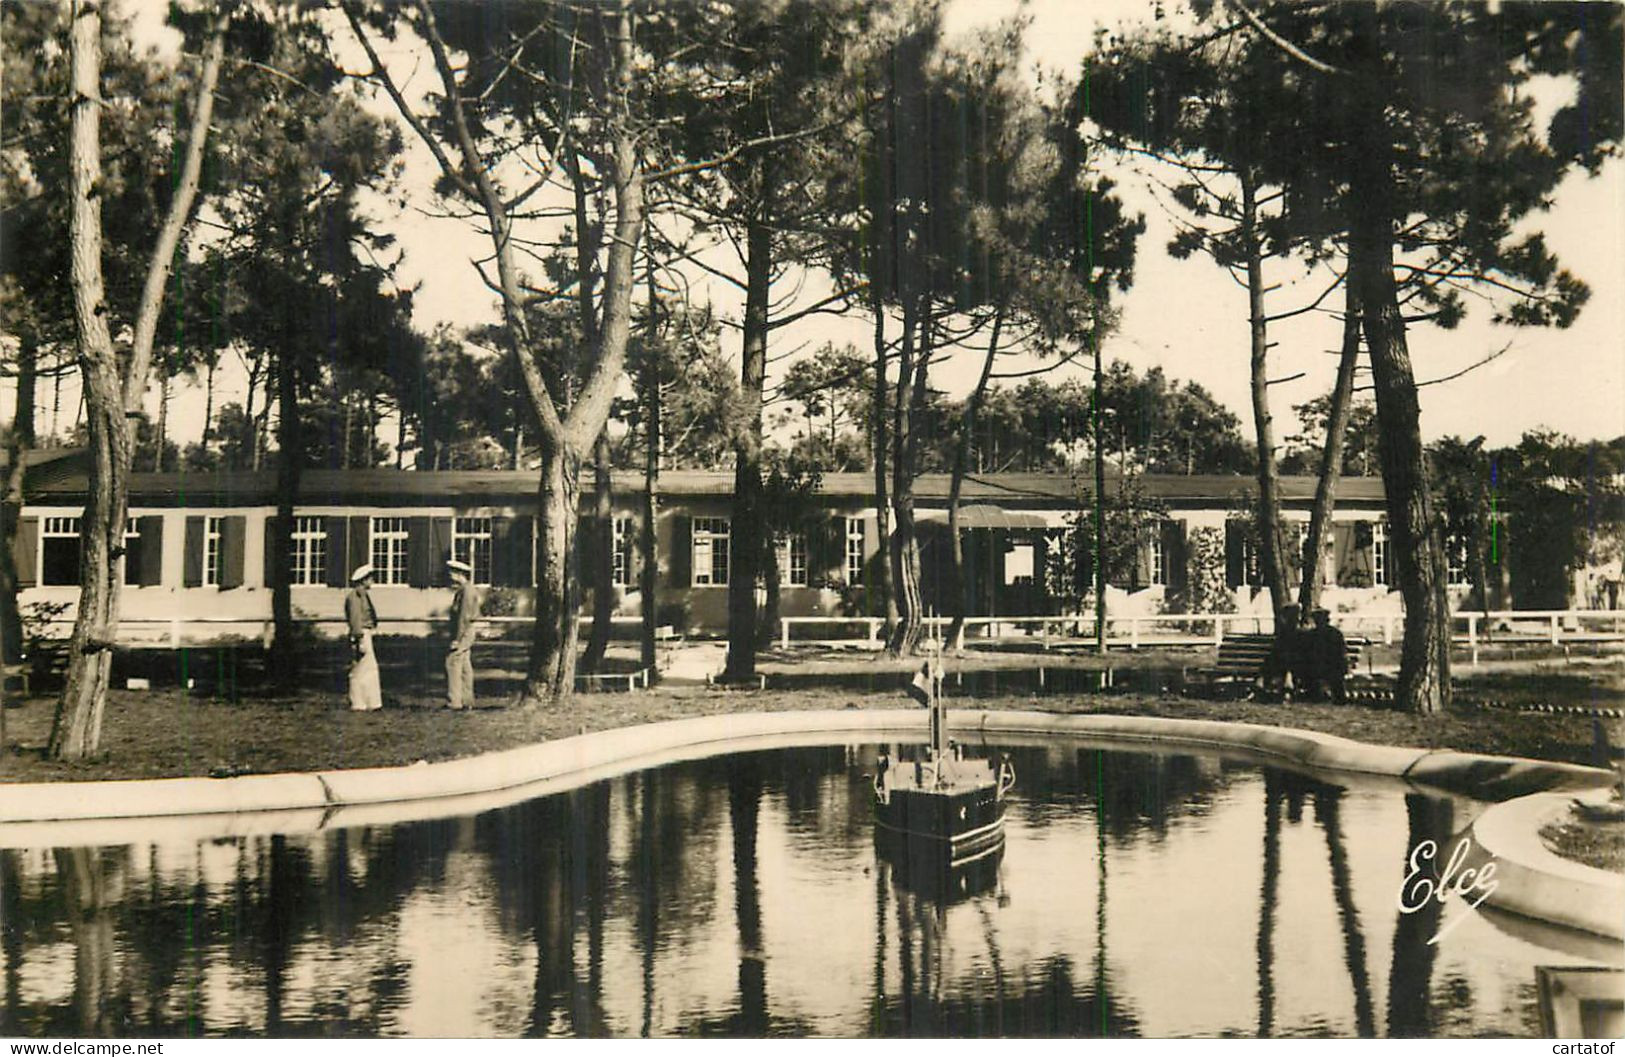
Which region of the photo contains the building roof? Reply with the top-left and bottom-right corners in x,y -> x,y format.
17,456 -> 1388,510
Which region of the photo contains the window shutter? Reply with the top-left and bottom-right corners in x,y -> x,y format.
577,513 -> 601,592
1333,524 -> 1356,586
1132,527 -> 1152,590
348,516 -> 370,580
183,516 -> 205,588
138,513 -> 163,585
263,516 -> 281,589
432,517 -> 453,585
1163,520 -> 1188,592
325,516 -> 351,587
1034,531 -> 1050,597
672,515 -> 692,588
15,516 -> 38,588
621,516 -> 642,591
492,515 -> 532,588
1224,520 -> 1243,589
406,516 -> 432,587
219,515 -> 246,589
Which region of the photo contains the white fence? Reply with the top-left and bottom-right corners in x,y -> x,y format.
779,609 -> 1625,659
21,608 -> 1625,660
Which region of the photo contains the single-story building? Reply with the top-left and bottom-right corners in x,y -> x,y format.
8,449 -> 1517,642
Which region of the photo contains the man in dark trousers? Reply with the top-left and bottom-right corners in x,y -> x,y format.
445,558 -> 481,710
1259,604 -> 1303,700
1306,607 -> 1349,705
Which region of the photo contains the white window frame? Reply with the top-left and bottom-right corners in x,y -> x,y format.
778,533 -> 809,587
1149,530 -> 1167,587
692,516 -> 730,587
41,515 -> 82,587
291,516 -> 327,587
1445,532 -> 1470,588
203,516 -> 224,588
371,516 -> 410,586
1238,533 -> 1262,588
453,516 -> 494,586
1005,541 -> 1037,586
123,519 -> 142,586
845,516 -> 865,586
613,515 -> 633,587
1373,521 -> 1389,587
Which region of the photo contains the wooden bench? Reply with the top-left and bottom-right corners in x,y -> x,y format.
1202,632 -> 1367,693
2,661 -> 28,698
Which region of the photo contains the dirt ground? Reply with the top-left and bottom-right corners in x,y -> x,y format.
1,640 -> 1619,783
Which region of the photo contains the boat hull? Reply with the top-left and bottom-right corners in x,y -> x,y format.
873,781 -> 1006,866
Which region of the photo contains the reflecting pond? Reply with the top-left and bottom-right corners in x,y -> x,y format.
1,744 -> 1616,1038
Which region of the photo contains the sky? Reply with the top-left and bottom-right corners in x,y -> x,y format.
12,0 -> 1622,457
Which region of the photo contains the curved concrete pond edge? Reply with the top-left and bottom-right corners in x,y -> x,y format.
1462,792 -> 1625,941
1,708 -> 1612,828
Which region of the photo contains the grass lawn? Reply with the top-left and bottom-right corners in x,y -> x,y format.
1542,817 -> 1625,873
1,640 -> 1619,783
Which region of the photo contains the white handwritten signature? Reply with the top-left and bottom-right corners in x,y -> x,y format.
1396,838 -> 1498,946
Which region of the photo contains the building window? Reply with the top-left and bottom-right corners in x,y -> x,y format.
778,533 -> 809,587
1373,521 -> 1389,587
613,516 -> 633,587
453,516 -> 493,586
123,521 -> 142,586
291,516 -> 326,586
692,516 -> 729,586
1239,535 -> 1262,587
845,517 -> 865,586
1445,533 -> 1470,587
203,516 -> 223,587
1005,542 -> 1036,585
1149,530 -> 1167,587
371,517 -> 409,585
41,516 -> 81,586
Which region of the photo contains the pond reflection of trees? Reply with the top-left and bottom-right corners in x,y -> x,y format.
0,746 -> 1546,1039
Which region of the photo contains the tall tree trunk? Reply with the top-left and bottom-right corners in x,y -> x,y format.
241,355 -> 260,470
153,374 -> 170,471
55,0 -> 222,759
581,430 -> 615,674
53,2 -> 129,760
1298,283 -> 1362,613
1,335 -> 38,674
269,360 -> 300,688
1349,99 -> 1451,714
639,347 -> 661,675
527,435 -> 581,701
946,306 -> 1005,648
887,302 -> 928,656
201,356 -> 216,444
1242,172 -> 1291,623
758,531 -> 782,653
725,209 -> 771,681
871,302 -> 897,635
1093,332 -> 1107,652
341,391 -> 354,469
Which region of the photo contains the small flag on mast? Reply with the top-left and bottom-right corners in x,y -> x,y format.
906,660 -> 933,707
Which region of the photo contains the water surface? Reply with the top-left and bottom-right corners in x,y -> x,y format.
1,744 -> 1613,1038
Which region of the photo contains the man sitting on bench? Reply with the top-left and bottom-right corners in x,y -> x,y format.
1303,607 -> 1349,705
1258,604 -> 1304,700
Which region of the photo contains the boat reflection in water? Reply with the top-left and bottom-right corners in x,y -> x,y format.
872,657 -> 1015,904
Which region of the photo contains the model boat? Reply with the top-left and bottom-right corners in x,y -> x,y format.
873,656 -> 1015,879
